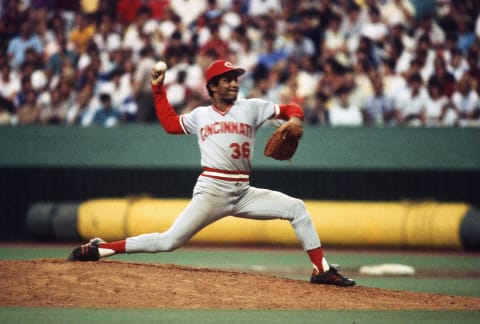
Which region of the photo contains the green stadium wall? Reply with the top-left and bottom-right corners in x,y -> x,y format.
1,125 -> 479,241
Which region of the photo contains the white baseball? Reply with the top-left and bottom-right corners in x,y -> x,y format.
155,61 -> 167,72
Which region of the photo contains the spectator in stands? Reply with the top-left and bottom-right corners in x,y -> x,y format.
157,8 -> 183,40
428,56 -> 456,98
98,68 -> 137,122
39,87 -> 69,125
248,0 -> 282,17
163,30 -> 192,70
394,73 -> 428,126
305,92 -> 329,126
361,76 -> 396,126
380,0 -> 416,28
295,56 -> 321,104
223,0 -> 244,30
69,13 -> 96,55
229,27 -> 257,73
196,0 -> 227,41
415,34 -> 436,81
14,75 -> 33,108
0,63 -> 20,105
413,15 -> 446,47
466,49 -> 480,94
451,74 -> 480,126
7,21 -> 43,70
266,65 -> 296,104
165,69 -> 189,113
169,0 -> 207,28
93,17 -> 122,54
16,89 -> 41,125
341,2 -> 364,57
133,45 -> 156,122
66,84 -> 95,126
455,17 -> 476,54
447,48 -> 469,81
0,96 -> 13,125
122,5 -> 157,58
91,93 -> 121,127
381,58 -> 407,103
348,58 -> 374,108
424,81 -> 455,126
31,6 -> 56,58
1,0 -> 28,45
198,23 -> 229,60
257,32 -> 289,70
329,86 -> 363,126
361,5 -> 388,46
46,32 -> 78,78
321,13 -> 348,66
285,26 -> 316,62
316,58 -> 345,100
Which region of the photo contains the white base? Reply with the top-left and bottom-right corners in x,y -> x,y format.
359,263 -> 415,276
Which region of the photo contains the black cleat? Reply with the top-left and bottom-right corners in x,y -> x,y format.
67,238 -> 104,262
310,264 -> 356,287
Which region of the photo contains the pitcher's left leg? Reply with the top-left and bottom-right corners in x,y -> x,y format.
233,186 -> 355,287
233,186 -> 320,251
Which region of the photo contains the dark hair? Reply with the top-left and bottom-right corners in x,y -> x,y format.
335,86 -> 351,96
206,75 -> 221,97
418,34 -> 430,44
408,73 -> 422,83
208,23 -> 219,33
263,32 -> 276,41
171,30 -> 182,40
347,2 -> 360,13
330,13 -> 341,24
99,93 -> 111,103
139,45 -> 153,57
382,58 -> 396,70
368,5 -> 380,16
137,5 -> 152,16
110,68 -> 123,79
451,48 -> 463,57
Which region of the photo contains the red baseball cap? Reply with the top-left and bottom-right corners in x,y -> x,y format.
205,60 -> 245,83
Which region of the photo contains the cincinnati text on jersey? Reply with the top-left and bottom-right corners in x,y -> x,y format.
200,121 -> 253,141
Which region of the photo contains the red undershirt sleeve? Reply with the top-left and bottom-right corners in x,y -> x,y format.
151,84 -> 186,134
277,103 -> 304,121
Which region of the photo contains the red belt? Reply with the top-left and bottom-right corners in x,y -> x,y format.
201,167 -> 250,182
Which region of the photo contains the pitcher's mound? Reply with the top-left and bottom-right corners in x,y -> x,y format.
0,259 -> 478,310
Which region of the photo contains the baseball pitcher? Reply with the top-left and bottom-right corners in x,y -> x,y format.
68,60 -> 355,287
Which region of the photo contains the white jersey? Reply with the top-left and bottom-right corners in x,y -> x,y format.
179,98 -> 279,173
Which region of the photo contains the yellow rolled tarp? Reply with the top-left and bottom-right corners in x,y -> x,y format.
77,198 -> 468,249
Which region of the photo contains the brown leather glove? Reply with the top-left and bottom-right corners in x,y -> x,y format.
264,122 -> 303,161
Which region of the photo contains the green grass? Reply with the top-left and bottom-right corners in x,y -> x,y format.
0,308 -> 479,324
1,246 -> 479,323
2,245 -> 479,270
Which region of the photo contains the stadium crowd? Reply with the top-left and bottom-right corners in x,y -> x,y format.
1,0 -> 480,127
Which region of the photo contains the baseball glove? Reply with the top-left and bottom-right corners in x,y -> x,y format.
264,122 -> 303,160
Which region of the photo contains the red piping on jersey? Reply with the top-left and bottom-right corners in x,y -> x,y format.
212,104 -> 233,115
201,167 -> 250,182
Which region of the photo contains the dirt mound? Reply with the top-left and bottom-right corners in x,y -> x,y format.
1,259 -> 479,310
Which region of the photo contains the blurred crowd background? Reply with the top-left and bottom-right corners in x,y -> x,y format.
1,0 -> 479,127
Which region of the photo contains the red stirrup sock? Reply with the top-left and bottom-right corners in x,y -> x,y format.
99,240 -> 126,253
307,247 -> 329,274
